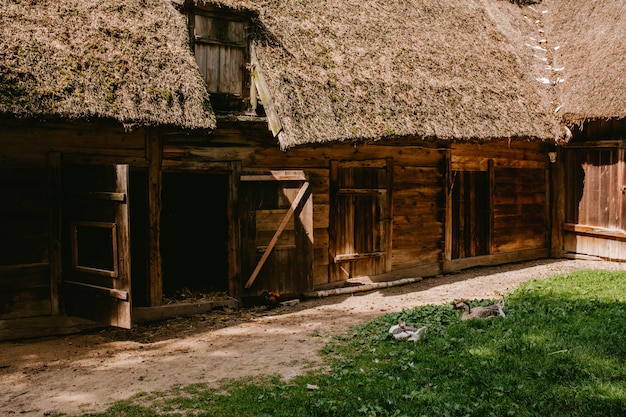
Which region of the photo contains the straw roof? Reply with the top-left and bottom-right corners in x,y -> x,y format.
0,0 -> 215,130
199,0 -> 564,149
542,0 -> 626,123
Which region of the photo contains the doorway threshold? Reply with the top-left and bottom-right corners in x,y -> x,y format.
133,299 -> 239,323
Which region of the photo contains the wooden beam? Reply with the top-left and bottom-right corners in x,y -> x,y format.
228,161 -> 242,299
241,170 -> 307,181
563,223 -> 626,241
250,45 -> 283,137
334,252 -> 385,262
147,130 -> 163,306
48,152 -> 61,315
442,248 -> 550,273
64,280 -> 129,301
244,182 -> 310,288
488,159 -> 495,255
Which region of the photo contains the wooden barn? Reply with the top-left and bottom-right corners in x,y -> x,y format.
0,0 -> 579,340
540,0 -> 626,261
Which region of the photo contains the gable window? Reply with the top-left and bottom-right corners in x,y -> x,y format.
192,9 -> 249,112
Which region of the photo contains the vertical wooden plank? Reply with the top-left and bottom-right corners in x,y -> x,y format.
456,171 -> 466,258
146,131 -> 162,306
48,152 -> 61,315
228,161 -> 241,299
384,157 -> 394,272
488,159 -> 495,255
329,161 -> 339,281
608,149 -> 619,229
444,149 -> 453,262
468,172 -> 476,257
613,149 -> 626,260
297,180 -> 314,292
115,164 -> 132,328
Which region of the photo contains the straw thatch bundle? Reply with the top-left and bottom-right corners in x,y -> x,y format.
199,0 -> 564,149
0,0 -> 215,130
542,0 -> 626,123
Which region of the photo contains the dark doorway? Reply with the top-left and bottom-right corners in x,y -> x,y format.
160,173 -> 229,298
130,169 -> 149,307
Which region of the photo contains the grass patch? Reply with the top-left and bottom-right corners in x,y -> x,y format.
85,270 -> 626,417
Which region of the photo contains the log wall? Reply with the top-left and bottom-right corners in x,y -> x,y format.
0,117 -> 555,339
0,121 -> 146,324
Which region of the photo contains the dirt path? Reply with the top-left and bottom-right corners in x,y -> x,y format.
1,259 -> 624,416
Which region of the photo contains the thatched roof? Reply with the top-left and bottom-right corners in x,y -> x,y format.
198,0 -> 565,149
542,0 -> 626,124
0,0 -> 215,130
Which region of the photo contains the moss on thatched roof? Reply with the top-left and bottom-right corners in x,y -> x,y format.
200,0 -> 564,148
0,0 -> 215,130
542,0 -> 626,123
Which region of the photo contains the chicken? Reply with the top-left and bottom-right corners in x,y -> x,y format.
262,290 -> 281,307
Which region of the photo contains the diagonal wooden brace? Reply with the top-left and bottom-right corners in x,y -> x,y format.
244,182 -> 310,289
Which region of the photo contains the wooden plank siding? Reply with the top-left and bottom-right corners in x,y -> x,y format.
0,116 -> 556,339
563,140 -> 626,260
445,141 -> 550,271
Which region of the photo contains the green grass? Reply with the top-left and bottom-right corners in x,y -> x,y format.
84,269 -> 626,417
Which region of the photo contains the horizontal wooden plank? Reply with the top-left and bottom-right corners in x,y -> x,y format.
64,281 -> 128,301
391,249 -> 440,269
338,188 -> 386,195
335,252 -> 385,262
241,170 -> 307,181
133,299 -> 239,323
493,238 -> 547,253
563,223 -> 626,241
313,204 -> 330,228
313,264 -> 330,286
0,315 -> 101,341
372,262 -> 440,281
452,157 -> 545,171
67,192 -> 126,202
0,263 -> 49,290
0,287 -> 51,319
163,145 -> 256,165
254,144 -> 443,168
443,248 -> 549,273
256,209 -> 294,231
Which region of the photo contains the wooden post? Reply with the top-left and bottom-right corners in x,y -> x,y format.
146,130 -> 163,306
550,147 -> 565,257
488,159 -> 495,255
443,148 -> 453,267
384,157 -> 394,272
48,152 -> 61,315
228,161 -> 241,299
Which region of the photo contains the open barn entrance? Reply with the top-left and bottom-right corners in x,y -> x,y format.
160,172 -> 229,301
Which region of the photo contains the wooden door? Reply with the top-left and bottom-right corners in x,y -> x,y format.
61,163 -> 132,328
330,160 -> 393,280
451,170 -> 491,258
240,171 -> 313,297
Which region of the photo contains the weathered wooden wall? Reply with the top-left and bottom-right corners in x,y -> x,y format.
0,121 -> 146,330
562,119 -> 626,261
0,117 -> 556,340
446,141 -> 550,270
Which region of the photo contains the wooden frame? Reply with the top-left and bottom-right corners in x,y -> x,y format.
71,221 -> 119,277
329,159 -> 393,281
161,159 -> 242,299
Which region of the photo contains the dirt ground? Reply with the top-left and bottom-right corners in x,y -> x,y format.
1,258 -> 625,416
